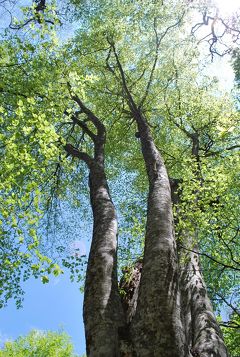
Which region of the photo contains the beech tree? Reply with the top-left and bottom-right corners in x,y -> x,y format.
0,0 -> 239,356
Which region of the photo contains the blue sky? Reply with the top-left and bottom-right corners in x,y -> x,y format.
0,270 -> 86,355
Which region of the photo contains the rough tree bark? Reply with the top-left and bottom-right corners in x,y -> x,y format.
109,41 -> 228,356
129,112 -> 185,356
179,243 -> 229,357
84,161 -> 124,357
65,92 -> 124,357
177,131 -> 229,357
120,242 -> 229,357
109,42 -> 186,355
66,58 -> 229,356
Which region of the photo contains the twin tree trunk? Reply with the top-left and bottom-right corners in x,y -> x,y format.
66,92 -> 228,356
82,110 -> 228,357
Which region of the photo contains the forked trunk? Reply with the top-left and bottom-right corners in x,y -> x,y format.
117,114 -> 229,355
74,68 -> 229,356
110,43 -> 186,355
119,244 -> 229,357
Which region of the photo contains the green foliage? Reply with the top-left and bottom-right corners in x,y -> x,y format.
0,3 -> 239,345
223,327 -> 240,357
218,314 -> 240,357
0,330 -> 79,357
232,49 -> 240,86
0,26 -> 89,306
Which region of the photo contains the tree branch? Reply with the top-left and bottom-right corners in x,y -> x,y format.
191,10 -> 240,57
70,113 -> 97,141
219,322 -> 240,329
64,143 -> 92,167
107,38 -> 138,114
67,82 -> 106,140
215,291 -> 240,316
179,244 -> 240,271
139,12 -> 185,109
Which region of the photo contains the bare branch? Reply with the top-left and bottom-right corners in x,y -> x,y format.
226,145 -> 240,150
191,10 -> 240,58
129,68 -> 146,90
107,38 -> 138,114
106,48 -> 115,74
219,322 -> 240,329
203,144 -> 240,157
179,244 -> 240,271
139,12 -> 185,109
215,291 -> 240,317
216,232 -> 240,267
163,92 -> 193,139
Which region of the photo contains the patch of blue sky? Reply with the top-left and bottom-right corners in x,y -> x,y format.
0,271 -> 86,355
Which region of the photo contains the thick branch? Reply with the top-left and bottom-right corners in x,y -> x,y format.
64,143 -> 92,167
107,39 -> 138,115
67,83 -> 106,140
204,144 -> 240,157
219,322 -> 240,329
71,114 -> 97,141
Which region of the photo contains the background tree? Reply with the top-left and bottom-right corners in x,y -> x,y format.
0,329 -> 82,357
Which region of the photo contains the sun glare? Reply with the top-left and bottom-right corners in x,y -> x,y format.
214,0 -> 240,16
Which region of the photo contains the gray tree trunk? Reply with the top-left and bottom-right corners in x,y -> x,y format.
84,162 -> 124,357
109,44 -> 185,355
69,74 -> 229,357
119,244 -> 229,357
128,112 -> 185,357
179,243 -> 229,357
64,96 -> 124,357
82,112 -> 229,357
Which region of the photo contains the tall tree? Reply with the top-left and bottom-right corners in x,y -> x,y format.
64,90 -> 125,356
0,0 -> 239,356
